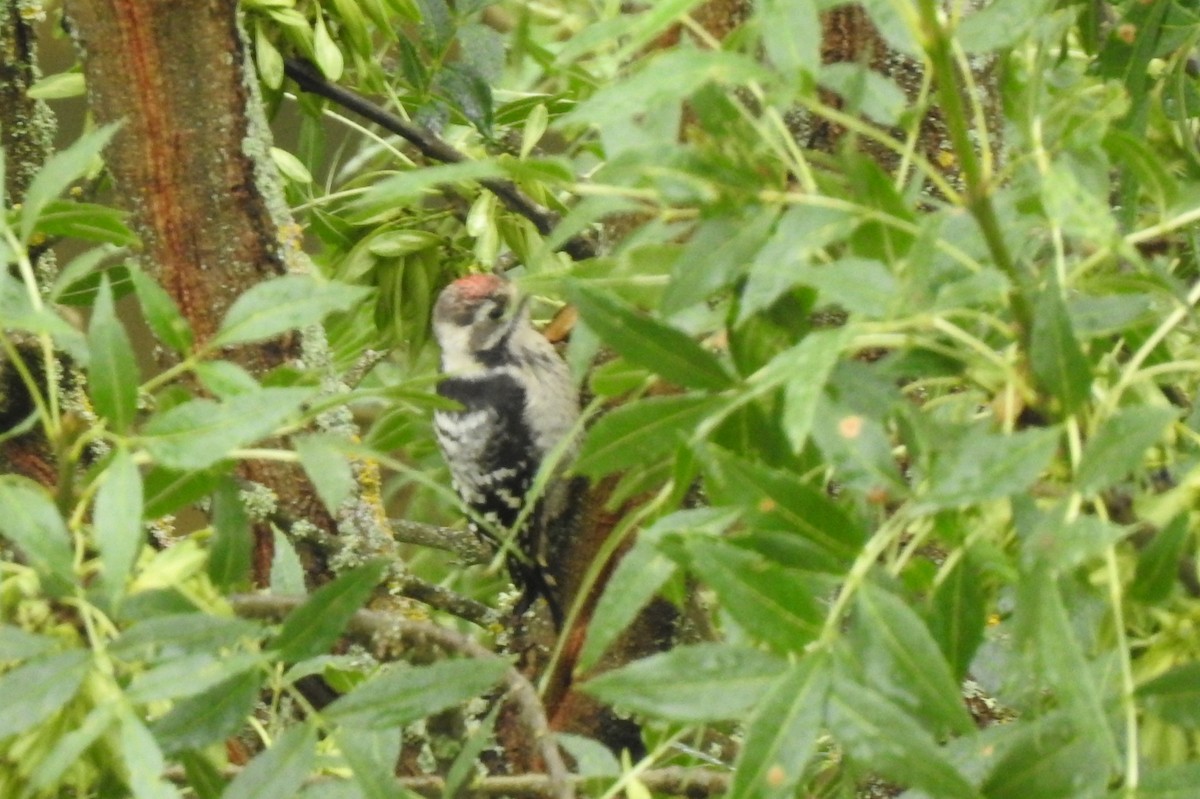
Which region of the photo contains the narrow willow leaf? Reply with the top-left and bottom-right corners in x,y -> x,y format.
127,652 -> 261,703
94,447 -> 144,601
1138,662 -> 1200,728
326,658 -> 509,729
27,704 -> 116,792
222,724 -> 317,799
129,264 -> 193,353
35,201 -> 138,246
111,613 -> 260,657
758,0 -> 819,75
704,448 -> 865,564
730,653 -> 830,799
20,122 -> 120,242
273,560 -> 388,662
1030,285 -> 1092,414
851,583 -> 975,737
579,508 -> 735,673
1076,407 -> 1177,496
0,476 -> 75,594
354,161 -> 506,217
581,644 -> 786,722
567,282 -> 733,391
270,528 -> 307,595
780,328 -> 847,452
1132,763 -> 1200,798
337,728 -> 404,799
88,276 -> 140,433
120,712 -> 181,799
295,435 -> 356,514
144,466 -> 224,519
574,394 -> 718,478
685,538 -> 823,652
177,751 -> 226,799
212,275 -> 371,346
828,679 -> 981,799
152,671 -> 264,755
207,478 -> 252,590
922,426 -> 1059,510
1016,571 -> 1120,765
1131,514 -> 1190,603
142,387 -> 312,470
0,649 -> 90,738
0,626 -> 59,661
979,714 -> 1108,799
927,554 -> 987,682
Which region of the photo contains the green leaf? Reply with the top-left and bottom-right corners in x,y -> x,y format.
921,426 -> 1060,510
979,714 -> 1108,799
120,711 -> 181,799
1131,514 -> 1191,604
207,478 -> 253,591
326,658 -> 509,729
581,643 -> 786,722
27,71 -> 86,99
271,528 -> 307,595
1030,285 -> 1092,415
111,613 -> 260,657
828,678 -> 981,799
730,653 -> 830,799
354,161 -> 507,217
579,509 -> 735,673
295,435 -> 357,514
144,465 -> 224,519
34,201 -> 138,246
1139,662 -> 1200,728
757,0 -> 819,76
780,329 -> 848,452
88,276 -> 140,433
574,395 -> 719,478
177,751 -> 227,799
94,447 -> 144,602
851,583 -> 975,737
0,649 -> 91,739
222,724 -> 317,799
337,728 -> 404,799
1131,763 -> 1200,798
819,64 -> 908,127
20,122 -> 121,242
128,652 -> 262,703
566,282 -> 733,391
704,449 -> 866,565
130,264 -> 193,353
212,275 -> 371,346
313,13 -> 345,81
1076,407 -> 1177,496
273,560 -> 388,662
152,670 -> 264,755
0,626 -> 60,661
142,387 -> 313,470
927,554 -> 987,682
27,704 -> 117,793
683,538 -> 823,652
0,476 -> 76,594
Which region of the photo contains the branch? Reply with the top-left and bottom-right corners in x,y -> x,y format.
397,572 -> 499,627
390,518 -> 492,564
282,58 -> 597,262
229,593 -> 573,799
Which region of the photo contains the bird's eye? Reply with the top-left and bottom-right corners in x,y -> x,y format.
487,304 -> 505,320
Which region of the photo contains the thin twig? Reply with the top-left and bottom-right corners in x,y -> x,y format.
229,593 -> 573,799
390,518 -> 493,564
282,58 -> 597,262
397,572 -> 499,627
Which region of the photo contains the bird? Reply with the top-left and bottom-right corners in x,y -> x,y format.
431,274 -> 581,625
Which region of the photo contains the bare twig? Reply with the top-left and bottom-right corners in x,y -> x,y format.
397,572 -> 499,627
282,58 -> 597,262
390,518 -> 492,564
229,593 -> 573,799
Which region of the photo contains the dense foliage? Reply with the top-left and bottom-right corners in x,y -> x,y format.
3,0 -> 1200,796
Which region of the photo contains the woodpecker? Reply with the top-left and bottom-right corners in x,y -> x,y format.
431,274 -> 580,624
